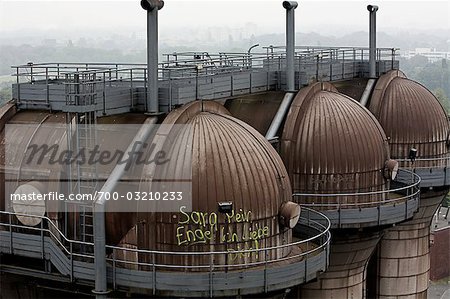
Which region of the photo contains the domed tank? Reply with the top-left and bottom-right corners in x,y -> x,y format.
281,82 -> 391,209
367,70 -> 450,299
280,82 -> 419,299
135,100 -> 296,268
368,70 -> 449,169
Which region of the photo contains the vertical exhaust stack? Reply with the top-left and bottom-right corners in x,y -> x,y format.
283,1 -> 298,92
265,1 -> 298,139
141,0 -> 164,114
367,5 -> 378,78
360,4 -> 379,107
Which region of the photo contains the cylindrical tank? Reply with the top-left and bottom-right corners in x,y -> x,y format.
368,70 -> 450,299
1,111 -> 70,232
0,110 -> 149,246
134,100 -> 295,269
0,103 -> 17,225
281,82 -> 391,298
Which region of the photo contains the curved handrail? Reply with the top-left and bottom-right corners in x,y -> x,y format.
292,169 -> 420,209
394,155 -> 450,169
0,207 -> 330,270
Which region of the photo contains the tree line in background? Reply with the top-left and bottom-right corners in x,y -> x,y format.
399,56 -> 450,113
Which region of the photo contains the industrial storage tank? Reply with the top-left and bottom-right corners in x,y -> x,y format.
369,70 -> 449,170
367,70 -> 450,299
280,82 -> 419,299
0,99 -> 331,297
134,100 -> 296,267
282,82 -> 391,201
0,109 -> 149,246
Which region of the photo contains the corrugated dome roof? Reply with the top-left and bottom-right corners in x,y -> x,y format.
368,70 -> 449,167
281,82 -> 390,200
137,100 -> 293,266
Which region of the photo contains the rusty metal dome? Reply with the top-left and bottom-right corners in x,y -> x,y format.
137,100 -> 294,267
368,70 -> 450,168
281,82 -> 391,206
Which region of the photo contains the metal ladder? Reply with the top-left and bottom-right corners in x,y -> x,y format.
64,72 -> 98,245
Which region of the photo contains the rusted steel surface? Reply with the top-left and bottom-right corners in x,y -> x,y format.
281,82 -> 390,208
369,70 -> 450,168
224,91 -> 286,135
334,78 -> 369,101
0,110 -> 149,245
0,103 -> 17,224
0,111 -> 69,234
137,100 -> 293,269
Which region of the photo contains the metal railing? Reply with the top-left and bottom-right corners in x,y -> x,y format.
292,169 -> 421,228
10,46 -> 399,113
395,155 -> 450,169
0,207 -> 331,291
11,46 -> 399,84
293,169 -> 420,210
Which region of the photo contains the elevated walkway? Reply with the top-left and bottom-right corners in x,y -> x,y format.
294,169 -> 421,229
0,207 -> 330,297
11,46 -> 399,115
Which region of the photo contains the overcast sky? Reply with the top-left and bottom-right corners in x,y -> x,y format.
0,0 -> 449,36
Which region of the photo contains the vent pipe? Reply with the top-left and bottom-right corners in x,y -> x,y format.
367,5 -> 378,78
283,1 -> 298,92
141,0 -> 164,114
93,117 -> 158,298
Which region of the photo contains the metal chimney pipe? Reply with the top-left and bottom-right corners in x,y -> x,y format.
367,5 -> 378,78
283,1 -> 298,91
141,0 -> 164,114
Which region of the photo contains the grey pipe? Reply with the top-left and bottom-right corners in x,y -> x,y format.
93,117 -> 158,298
266,92 -> 296,140
283,1 -> 298,92
368,5 -> 378,79
359,78 -> 376,107
141,0 -> 164,114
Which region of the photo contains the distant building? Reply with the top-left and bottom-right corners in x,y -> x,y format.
402,48 -> 450,62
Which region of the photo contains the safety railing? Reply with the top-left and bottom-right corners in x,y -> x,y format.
0,207 -> 331,293
394,155 -> 450,188
395,155 -> 450,169
10,46 -> 399,113
292,169 -> 421,228
11,46 -> 399,84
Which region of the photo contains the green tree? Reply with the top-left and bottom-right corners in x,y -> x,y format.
434,88 -> 450,113
0,87 -> 12,105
